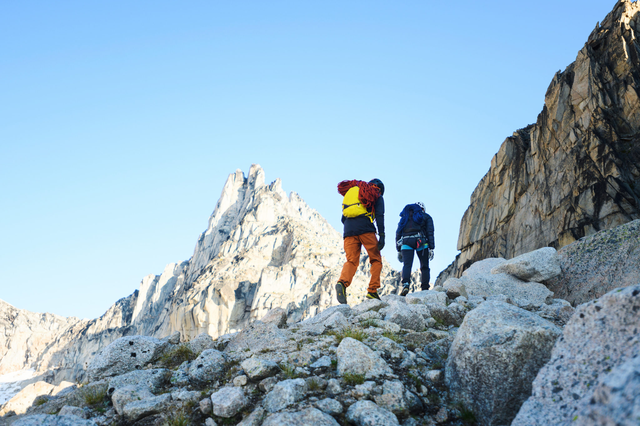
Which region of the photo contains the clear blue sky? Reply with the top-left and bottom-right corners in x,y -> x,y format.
0,1 -> 618,319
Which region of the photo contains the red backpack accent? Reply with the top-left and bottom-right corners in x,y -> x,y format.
337,180 -> 381,215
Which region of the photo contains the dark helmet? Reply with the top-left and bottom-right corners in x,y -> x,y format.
369,178 -> 385,196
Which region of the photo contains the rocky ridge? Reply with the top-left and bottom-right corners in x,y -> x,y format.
2,242 -> 638,426
442,0 -> 640,282
0,165 -> 400,386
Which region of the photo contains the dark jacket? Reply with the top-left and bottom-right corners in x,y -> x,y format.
342,196 -> 385,238
395,211 -> 435,250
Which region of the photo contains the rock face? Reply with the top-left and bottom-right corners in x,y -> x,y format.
444,0 -> 640,282
0,164 -> 400,385
545,218 -> 640,305
512,284 -> 640,425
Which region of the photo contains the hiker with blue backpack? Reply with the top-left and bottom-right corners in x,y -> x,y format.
396,202 -> 435,296
335,179 -> 386,303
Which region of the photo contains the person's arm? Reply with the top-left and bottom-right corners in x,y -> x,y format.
423,214 -> 435,250
375,197 -> 385,249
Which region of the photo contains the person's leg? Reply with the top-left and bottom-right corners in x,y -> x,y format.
360,232 -> 382,293
401,249 -> 415,284
339,235 -> 362,287
417,248 -> 431,290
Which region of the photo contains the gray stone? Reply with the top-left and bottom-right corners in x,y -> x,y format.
171,389 -> 200,403
351,299 -> 387,315
122,393 -> 171,422
12,415 -> 97,426
199,397 -> 212,415
373,337 -> 405,360
354,381 -> 377,399
188,349 -> 226,384
382,304 -> 426,331
315,398 -> 343,415
210,387 -> 248,418
405,290 -> 447,307
241,358 -> 280,381
574,356 -> 640,425
443,278 -> 468,299
205,418 -> 218,426
259,377 -> 278,393
546,219 -> 640,305
225,321 -> 295,355
326,378 -> 342,397
111,385 -> 154,416
490,247 -> 561,282
187,333 -> 216,354
236,406 -> 265,426
300,305 -> 353,327
446,301 -> 561,426
57,406 -> 87,419
337,337 -> 392,379
513,284 -> 640,425
260,307 -> 288,328
424,370 -> 443,383
321,311 -> 350,331
164,331 -> 181,345
107,369 -> 170,395
262,407 -> 340,426
373,380 -> 408,416
262,378 -> 308,413
233,375 -> 248,386
535,298 -> 575,326
429,303 -> 466,327
346,400 -> 399,426
170,362 -> 191,387
86,336 -> 168,381
310,355 -> 332,372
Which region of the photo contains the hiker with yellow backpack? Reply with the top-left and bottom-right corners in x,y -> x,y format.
335,179 -> 386,303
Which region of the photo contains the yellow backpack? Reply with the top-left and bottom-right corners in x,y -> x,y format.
342,186 -> 374,221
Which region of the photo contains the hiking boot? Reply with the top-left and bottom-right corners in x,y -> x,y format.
400,285 -> 410,297
336,282 -> 348,304
366,291 -> 381,300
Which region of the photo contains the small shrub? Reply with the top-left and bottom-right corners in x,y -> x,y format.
331,359 -> 338,369
159,344 -> 198,368
407,372 -> 423,389
164,408 -> 190,426
455,402 -> 477,424
280,363 -> 301,379
327,327 -> 367,344
297,340 -> 304,351
81,385 -> 108,408
342,373 -> 365,386
307,378 -> 321,392
381,331 -> 402,343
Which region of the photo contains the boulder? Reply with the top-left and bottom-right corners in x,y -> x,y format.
345,400 -> 399,426
237,406 -> 265,426
336,337 -> 393,379
351,299 -> 387,315
11,415 -> 97,426
262,407 -> 340,426
429,303 -> 467,327
260,307 -> 288,328
381,303 -> 425,331
122,393 -> 171,422
224,321 -> 295,355
442,278 -> 468,299
373,380 -> 409,416
240,358 -> 280,381
210,387 -> 248,418
513,284 -> 640,425
456,258 -> 554,309
314,398 -> 343,415
446,301 -> 561,426
111,385 -> 154,415
57,406 -> 87,419
86,336 -> 167,381
0,381 -> 66,416
545,219 -> 640,305
107,369 -> 170,395
187,333 -> 216,354
534,298 -> 575,327
574,356 -> 640,425
188,349 -> 226,384
373,337 -> 405,360
405,290 -> 447,307
490,247 -> 561,282
262,378 -> 308,413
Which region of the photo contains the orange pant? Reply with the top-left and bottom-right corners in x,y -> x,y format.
339,232 -> 382,293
